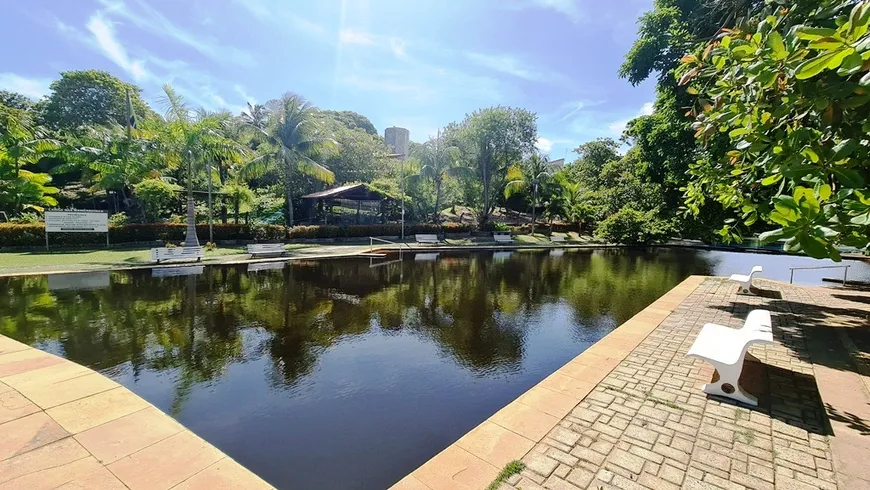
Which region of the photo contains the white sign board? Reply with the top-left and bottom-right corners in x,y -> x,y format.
45,210 -> 108,233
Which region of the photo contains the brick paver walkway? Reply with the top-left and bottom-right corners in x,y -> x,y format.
499,277 -> 870,490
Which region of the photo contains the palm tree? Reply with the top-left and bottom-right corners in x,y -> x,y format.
155,85 -> 245,245
504,153 -> 553,235
240,102 -> 268,129
559,180 -> 591,233
221,181 -> 255,224
408,136 -> 466,223
242,93 -> 335,226
0,106 -> 60,214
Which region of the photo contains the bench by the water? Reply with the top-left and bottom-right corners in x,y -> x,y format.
151,246 -> 203,264
247,243 -> 286,257
493,231 -> 513,243
730,265 -> 762,293
415,234 -> 440,244
687,309 -> 773,406
550,235 -> 566,242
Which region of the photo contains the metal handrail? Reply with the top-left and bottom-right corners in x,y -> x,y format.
368,236 -> 411,253
789,265 -> 850,285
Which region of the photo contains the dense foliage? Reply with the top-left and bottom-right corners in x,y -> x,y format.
678,0 -> 870,259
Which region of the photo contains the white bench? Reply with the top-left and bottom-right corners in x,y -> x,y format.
247,243 -> 286,257
493,232 -> 514,243
730,265 -> 763,293
151,246 -> 204,264
550,235 -> 566,242
415,234 -> 440,244
686,309 -> 773,406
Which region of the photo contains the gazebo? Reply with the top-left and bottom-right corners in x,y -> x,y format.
301,183 -> 390,225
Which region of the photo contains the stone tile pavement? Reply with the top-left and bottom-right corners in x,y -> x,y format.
396,276 -> 870,490
500,278 -> 870,490
0,335 -> 273,490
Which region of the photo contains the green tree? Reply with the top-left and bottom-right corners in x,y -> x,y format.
504,153 -> 553,234
568,138 -> 621,189
153,85 -> 245,238
409,136 -> 465,222
244,93 -> 335,226
134,178 -> 181,221
0,105 -> 59,214
315,112 -> 392,184
453,107 -> 537,226
0,91 -> 35,111
221,182 -> 255,224
43,70 -> 155,131
558,179 -> 593,233
679,0 -> 870,259
320,110 -> 377,135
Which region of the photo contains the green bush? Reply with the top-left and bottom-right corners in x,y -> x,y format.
108,212 -> 129,226
287,223 -> 472,239
594,207 -> 671,245
134,179 -> 181,222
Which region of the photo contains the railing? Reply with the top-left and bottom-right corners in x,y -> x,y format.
789,265 -> 850,285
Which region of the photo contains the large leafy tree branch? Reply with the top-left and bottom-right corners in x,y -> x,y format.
679,0 -> 870,259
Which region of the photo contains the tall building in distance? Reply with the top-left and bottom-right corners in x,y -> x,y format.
384,126 -> 410,160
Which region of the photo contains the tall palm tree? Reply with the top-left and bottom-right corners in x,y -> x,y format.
0,106 -> 60,214
155,85 -> 244,245
240,102 -> 268,129
504,153 -> 553,235
242,93 -> 335,226
409,136 -> 466,223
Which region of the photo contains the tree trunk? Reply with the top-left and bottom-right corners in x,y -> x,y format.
433,177 -> 443,224
284,165 -> 294,227
531,183 -> 537,236
234,197 -> 240,224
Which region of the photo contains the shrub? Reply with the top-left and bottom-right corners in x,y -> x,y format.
134,179 -> 181,222
594,207 -> 671,245
108,212 -> 129,226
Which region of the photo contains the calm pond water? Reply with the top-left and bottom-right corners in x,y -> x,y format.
1,248 -> 868,489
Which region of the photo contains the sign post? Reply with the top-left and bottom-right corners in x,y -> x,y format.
44,210 -> 109,250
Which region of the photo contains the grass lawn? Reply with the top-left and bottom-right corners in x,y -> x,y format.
0,244 -> 310,273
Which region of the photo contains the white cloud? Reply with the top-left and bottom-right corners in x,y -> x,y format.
639,101 -> 654,116
536,137 -> 554,152
465,52 -> 545,81
234,85 -> 256,104
389,38 -> 407,59
0,73 -> 53,99
529,0 -> 583,22
609,101 -> 654,136
234,0 -> 325,38
86,14 -> 149,81
98,0 -> 254,66
339,29 -> 376,46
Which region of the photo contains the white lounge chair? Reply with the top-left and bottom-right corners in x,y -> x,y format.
729,265 -> 763,293
415,234 -> 440,244
686,309 -> 773,406
247,243 -> 286,257
493,232 -> 513,243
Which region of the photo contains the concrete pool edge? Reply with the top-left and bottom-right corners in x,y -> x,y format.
0,336 -> 274,489
390,275 -> 707,490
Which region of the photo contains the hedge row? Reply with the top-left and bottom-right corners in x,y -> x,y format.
287,222 -> 473,239
0,223 -> 476,248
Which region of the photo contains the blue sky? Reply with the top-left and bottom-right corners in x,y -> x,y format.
1,0 -> 655,159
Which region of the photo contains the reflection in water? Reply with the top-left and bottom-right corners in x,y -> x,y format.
0,248 -> 785,489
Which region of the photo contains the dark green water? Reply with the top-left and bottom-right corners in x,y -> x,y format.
1,248 -> 865,488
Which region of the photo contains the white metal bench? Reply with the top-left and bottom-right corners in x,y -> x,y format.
730,265 -> 763,293
493,232 -> 514,243
247,243 -> 286,257
550,235 -> 565,242
151,246 -> 204,264
415,234 -> 440,244
686,309 -> 773,406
